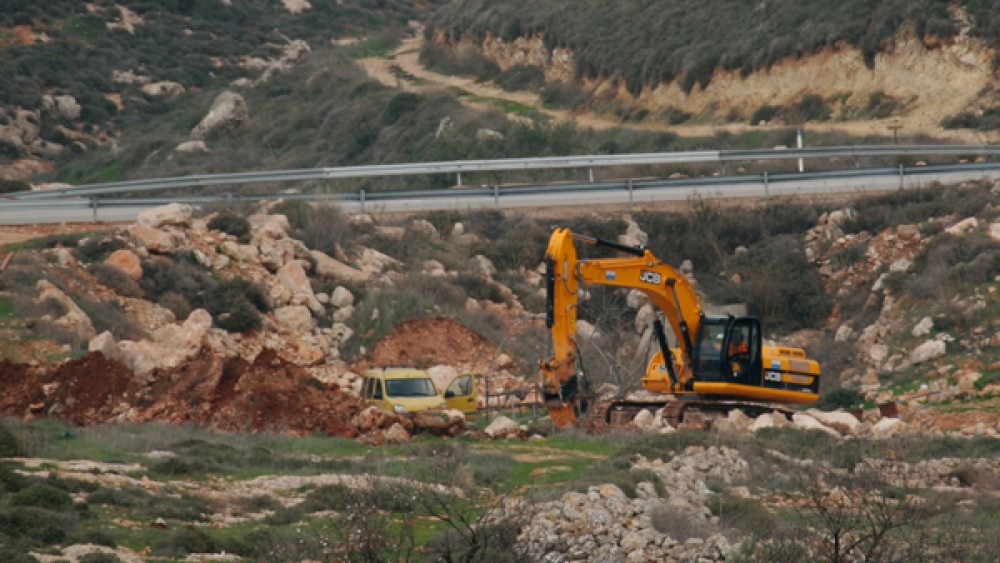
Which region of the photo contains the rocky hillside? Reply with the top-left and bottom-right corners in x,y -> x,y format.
1,178 -> 1000,440
425,0 -> 999,134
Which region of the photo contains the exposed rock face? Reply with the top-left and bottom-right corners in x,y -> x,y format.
461,27 -> 993,132
190,91 -> 248,140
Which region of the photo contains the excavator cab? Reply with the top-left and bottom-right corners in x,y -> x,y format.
693,316 -> 762,384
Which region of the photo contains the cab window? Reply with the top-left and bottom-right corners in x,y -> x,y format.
695,321 -> 727,379
446,374 -> 473,397
371,378 -> 383,399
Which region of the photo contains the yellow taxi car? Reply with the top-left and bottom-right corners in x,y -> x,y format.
361,368 -> 477,419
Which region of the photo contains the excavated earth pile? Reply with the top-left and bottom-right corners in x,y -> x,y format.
0,349 -> 425,439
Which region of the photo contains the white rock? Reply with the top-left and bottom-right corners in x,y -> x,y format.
945,217 -> 978,236
190,91 -> 248,140
175,140 -> 209,153
137,203 -> 193,229
311,251 -> 368,284
484,415 -> 521,438
911,316 -> 933,337
888,259 -> 912,273
909,339 -> 946,365
274,305 -> 315,333
330,286 -> 354,308
470,255 -> 497,278
575,320 -> 600,340
835,323 -> 854,342
277,259 -> 314,296
632,409 -> 655,431
868,344 -> 889,364
805,409 -> 861,435
871,417 -> 903,438
332,305 -> 355,323
88,331 -> 119,360
792,413 -> 841,438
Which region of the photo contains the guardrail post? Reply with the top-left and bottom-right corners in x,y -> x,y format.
898,164 -> 904,190
226,193 -> 233,207
589,168 -> 595,183
456,172 -> 462,187
763,171 -> 770,198
360,189 -> 366,213
493,184 -> 500,209
628,179 -> 634,210
90,197 -> 97,222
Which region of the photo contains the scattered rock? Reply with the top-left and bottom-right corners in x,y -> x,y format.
105,249 -> 143,280
190,91 -> 248,140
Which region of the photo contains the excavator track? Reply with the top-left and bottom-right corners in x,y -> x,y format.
584,398 -> 795,431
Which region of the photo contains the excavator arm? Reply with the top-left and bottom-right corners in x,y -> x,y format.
539,228 -> 704,425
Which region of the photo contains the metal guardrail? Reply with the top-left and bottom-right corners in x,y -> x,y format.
3,161 -> 999,217
7,144 -> 999,201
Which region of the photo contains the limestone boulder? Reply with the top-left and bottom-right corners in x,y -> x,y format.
105,249 -> 142,281
330,286 -> 355,308
632,409 -> 655,431
277,260 -> 313,296
909,339 -> 947,365
750,412 -> 790,432
805,409 -> 861,436
37,280 -> 95,340
383,423 -> 411,445
792,413 -> 841,438
88,331 -> 119,360
249,213 -> 290,239
190,91 -> 248,140
358,248 -> 401,277
470,255 -> 497,278
484,415 -> 522,438
137,203 -> 193,229
274,305 -> 315,333
130,225 -> 177,254
311,250 -> 368,284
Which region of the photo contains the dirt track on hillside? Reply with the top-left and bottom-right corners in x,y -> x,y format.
358,35 -> 984,143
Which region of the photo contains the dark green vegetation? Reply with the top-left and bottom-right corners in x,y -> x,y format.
2,419 -> 998,560
428,0 -> 1000,95
0,0 -> 439,158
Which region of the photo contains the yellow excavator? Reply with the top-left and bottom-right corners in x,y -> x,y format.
540,228 -> 820,429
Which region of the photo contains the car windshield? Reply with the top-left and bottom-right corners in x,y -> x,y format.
385,378 -> 437,397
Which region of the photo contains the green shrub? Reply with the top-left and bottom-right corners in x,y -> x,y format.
153,527 -> 216,557
73,236 -> 128,264
88,263 -> 142,298
207,211 -> 251,243
11,484 -> 74,511
215,299 -> 262,333
0,179 -> 29,193
496,64 -> 546,92
814,387 -> 864,411
0,424 -> 23,458
750,105 -> 779,124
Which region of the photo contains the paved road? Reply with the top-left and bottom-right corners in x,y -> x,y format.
0,167 -> 995,224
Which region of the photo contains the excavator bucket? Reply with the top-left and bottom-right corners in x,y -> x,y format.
547,403 -> 576,428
